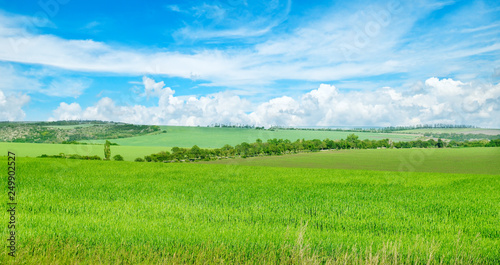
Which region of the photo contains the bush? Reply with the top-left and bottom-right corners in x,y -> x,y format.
69,154 -> 82,159
113,154 -> 124,161
134,157 -> 145,162
84,155 -> 102,160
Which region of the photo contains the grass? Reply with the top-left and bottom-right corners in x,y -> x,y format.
1,157 -> 499,264
0,142 -> 171,161
81,126 -> 419,148
205,147 -> 500,175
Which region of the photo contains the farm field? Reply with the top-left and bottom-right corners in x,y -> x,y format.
81,126 -> 419,148
0,142 -> 171,161
1,157 -> 499,264
206,147 -> 500,175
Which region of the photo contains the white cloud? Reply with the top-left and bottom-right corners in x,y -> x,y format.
174,1 -> 291,41
50,102 -> 82,121
166,5 -> 182,13
249,96 -> 303,126
0,64 -> 42,92
51,77 -> 254,125
50,76 -> 500,128
142,76 -> 174,98
0,2 -> 498,92
42,78 -> 91,98
0,90 -> 30,121
0,63 -> 91,98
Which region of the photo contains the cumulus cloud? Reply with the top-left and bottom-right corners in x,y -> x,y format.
0,90 -> 30,121
50,76 -> 500,128
142,76 -> 174,98
51,77 -> 253,126
50,102 -> 82,121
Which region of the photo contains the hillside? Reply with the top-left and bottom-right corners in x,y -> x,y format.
0,121 -> 161,143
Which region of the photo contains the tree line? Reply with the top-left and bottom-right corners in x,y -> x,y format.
422,132 -> 499,141
140,134 -> 500,163
37,134 -> 500,162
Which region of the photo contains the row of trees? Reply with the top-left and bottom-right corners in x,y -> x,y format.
141,134 -> 500,163
204,123 -> 477,133
422,132 -> 499,141
268,124 -> 477,133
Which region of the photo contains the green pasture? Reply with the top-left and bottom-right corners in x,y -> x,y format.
0,142 -> 170,161
206,147 -> 500,175
1,158 -> 499,264
81,126 -> 418,148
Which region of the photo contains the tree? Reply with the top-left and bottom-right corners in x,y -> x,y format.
346,133 -> 359,143
190,145 -> 201,158
104,140 -> 111,160
437,138 -> 444,148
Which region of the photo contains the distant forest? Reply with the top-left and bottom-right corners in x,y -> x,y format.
208,123 -> 476,131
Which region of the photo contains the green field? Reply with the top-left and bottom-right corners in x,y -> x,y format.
2,157 -> 499,264
0,142 -> 171,161
206,147 -> 500,175
81,126 -> 419,148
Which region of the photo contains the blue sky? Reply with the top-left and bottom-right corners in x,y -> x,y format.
0,0 -> 499,127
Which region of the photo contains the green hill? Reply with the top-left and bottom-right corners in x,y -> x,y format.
82,126 -> 418,148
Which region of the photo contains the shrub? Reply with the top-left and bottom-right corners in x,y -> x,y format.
113,154 -> 124,161
134,157 -> 145,162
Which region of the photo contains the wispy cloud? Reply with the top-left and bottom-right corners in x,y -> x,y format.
461,23 -> 500,33
173,0 -> 291,41
165,5 -> 183,13
41,78 -> 92,98
82,21 -> 100,30
0,1 -> 498,93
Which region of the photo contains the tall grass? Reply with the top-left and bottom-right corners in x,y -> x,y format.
207,147 -> 500,175
1,158 -> 499,263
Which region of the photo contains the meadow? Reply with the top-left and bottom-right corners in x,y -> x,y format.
81,126 -> 419,148
0,125 -> 421,161
1,157 -> 499,264
206,147 -> 500,175
0,142 -> 171,161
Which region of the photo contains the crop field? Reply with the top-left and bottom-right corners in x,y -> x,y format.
1,157 -> 499,264
81,126 -> 419,148
0,142 -> 171,161
206,147 -> 500,175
